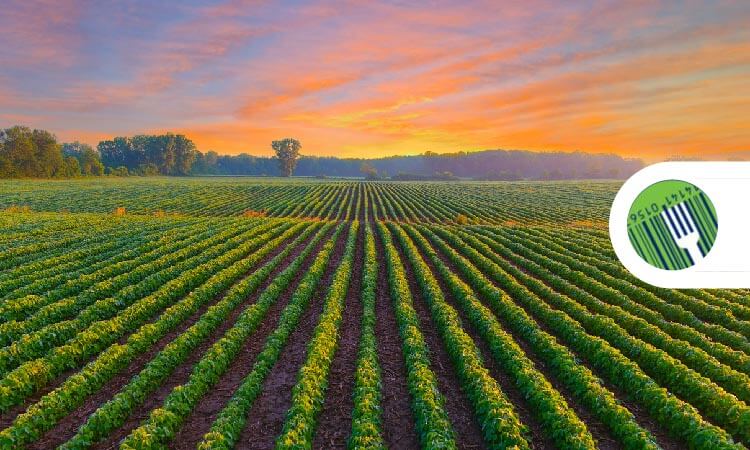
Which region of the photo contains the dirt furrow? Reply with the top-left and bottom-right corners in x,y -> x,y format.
373,230 -> 419,449
390,229 -> 486,449
467,232 -> 684,450
166,226 -> 338,450
233,225 -> 349,449
66,227 -> 324,450
312,224 -> 364,448
415,231 -> 557,449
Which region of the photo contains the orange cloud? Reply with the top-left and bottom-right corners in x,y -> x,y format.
2,0 -> 748,161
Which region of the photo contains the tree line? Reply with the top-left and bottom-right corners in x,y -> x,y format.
0,126 -> 299,178
0,126 -> 199,178
1,125 -> 643,179
98,134 -> 197,176
191,148 -> 643,180
0,127 -> 88,178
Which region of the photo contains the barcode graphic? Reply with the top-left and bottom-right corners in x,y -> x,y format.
628,193 -> 717,270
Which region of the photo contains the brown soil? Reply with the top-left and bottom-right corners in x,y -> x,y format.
320,189 -> 339,220
0,362 -> 85,429
417,234 -> 557,450
27,227 -> 310,450
357,184 -> 366,223
372,230 -> 420,449
366,187 -> 379,223
166,226 -> 337,450
390,229 -> 486,449
1,226 -> 259,428
311,223 -> 364,448
232,225 -> 350,449
464,232 -> 684,450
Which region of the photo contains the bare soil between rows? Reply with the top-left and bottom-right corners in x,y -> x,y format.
373,227 -> 420,449
461,228 -> 684,450
311,222 -> 364,448
233,225 -> 349,449
389,226 -> 486,449
168,225 -> 338,449
27,225 -> 308,449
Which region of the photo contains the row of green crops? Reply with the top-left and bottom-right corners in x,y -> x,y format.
1,240 -> 221,350
276,221 -> 359,448
0,220 -> 293,413
416,225 -> 660,449
387,222 -> 534,449
464,228 -> 750,444
0,178 -> 618,224
484,228 -> 750,401
402,223 -> 599,449
347,224 -> 385,449
432,226 -> 744,448
0,222 -> 316,447
0,222 -> 234,345
116,223 -> 343,448
3,201 -> 750,449
375,221 -> 457,449
194,224 -> 347,449
0,220 -> 280,380
0,220 -> 186,299
58,222 -> 325,449
496,227 -> 750,370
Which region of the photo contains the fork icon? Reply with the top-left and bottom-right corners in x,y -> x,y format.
661,202 -> 704,264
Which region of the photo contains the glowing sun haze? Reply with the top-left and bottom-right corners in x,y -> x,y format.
1,0 -> 748,161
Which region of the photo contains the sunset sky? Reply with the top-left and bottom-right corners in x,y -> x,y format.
1,0 -> 748,161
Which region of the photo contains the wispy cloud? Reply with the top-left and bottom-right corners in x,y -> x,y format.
1,0 -> 748,159
0,0 -> 84,68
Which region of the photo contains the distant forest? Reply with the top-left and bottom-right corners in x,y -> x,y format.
196,150 -> 643,180
1,125 -> 643,180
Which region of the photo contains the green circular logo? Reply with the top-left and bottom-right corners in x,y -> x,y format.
628,180 -> 718,270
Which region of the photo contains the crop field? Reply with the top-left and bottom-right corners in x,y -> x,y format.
1,178 -> 749,450
0,178 -> 616,226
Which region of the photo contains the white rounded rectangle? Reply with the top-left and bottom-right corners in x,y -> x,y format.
610,162 -> 750,288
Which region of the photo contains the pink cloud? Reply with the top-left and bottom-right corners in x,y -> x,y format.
0,0 -> 84,68
1,0 -> 748,159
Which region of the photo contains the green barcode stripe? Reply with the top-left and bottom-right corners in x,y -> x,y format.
628,194 -> 717,270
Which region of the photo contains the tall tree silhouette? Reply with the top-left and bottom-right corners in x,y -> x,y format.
272,138 -> 301,177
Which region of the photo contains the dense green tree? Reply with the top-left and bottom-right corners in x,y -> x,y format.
62,141 -> 104,175
97,133 -> 197,175
173,134 -> 197,175
271,138 -> 301,177
0,126 -> 35,177
191,150 -> 220,175
98,137 -> 131,169
0,126 -> 77,178
62,156 -> 82,177
31,129 -> 64,177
